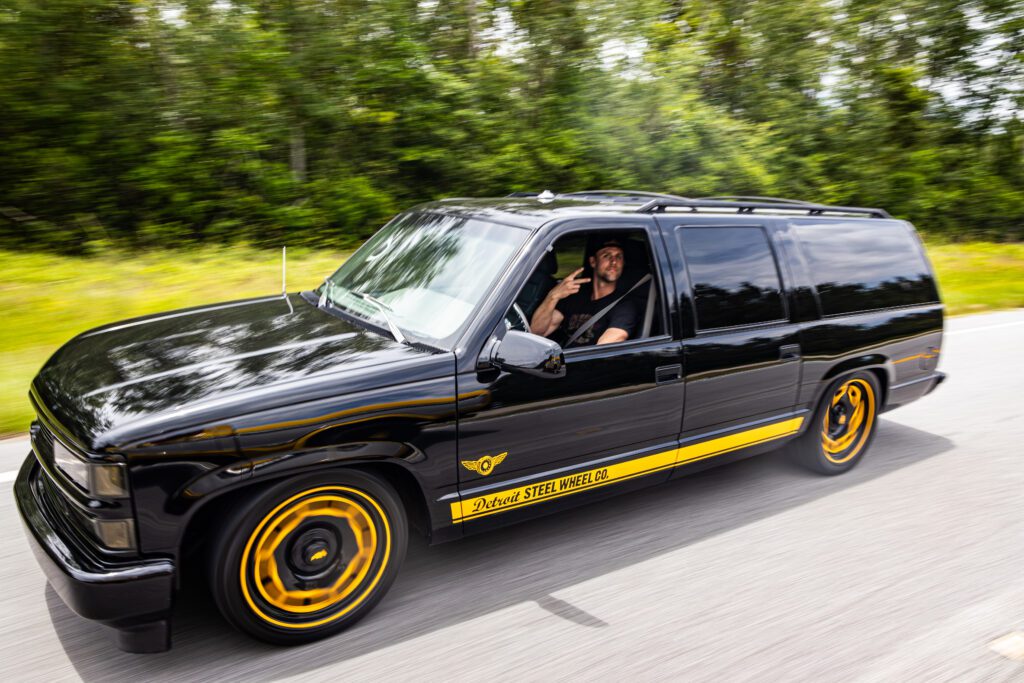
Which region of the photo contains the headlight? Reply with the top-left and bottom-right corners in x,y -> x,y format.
52,439 -> 129,498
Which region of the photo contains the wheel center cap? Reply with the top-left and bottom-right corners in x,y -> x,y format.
306,541 -> 329,565
287,527 -> 343,580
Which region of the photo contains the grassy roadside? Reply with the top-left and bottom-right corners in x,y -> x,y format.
925,242 -> 1024,315
0,246 -> 351,436
1,241 -> 1022,436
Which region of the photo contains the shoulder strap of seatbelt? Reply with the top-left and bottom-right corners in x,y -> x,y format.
565,273 -> 652,348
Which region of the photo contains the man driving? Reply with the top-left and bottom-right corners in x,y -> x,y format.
530,236 -> 640,346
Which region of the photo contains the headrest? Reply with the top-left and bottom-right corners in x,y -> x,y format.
538,249 -> 557,275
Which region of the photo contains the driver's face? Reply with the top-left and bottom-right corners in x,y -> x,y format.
590,246 -> 624,283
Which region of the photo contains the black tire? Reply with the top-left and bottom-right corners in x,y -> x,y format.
207,470 -> 407,646
789,371 -> 881,475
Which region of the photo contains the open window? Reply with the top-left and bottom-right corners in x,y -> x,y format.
506,229 -> 667,348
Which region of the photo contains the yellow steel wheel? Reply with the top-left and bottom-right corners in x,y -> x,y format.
787,371 -> 881,475
820,378 -> 876,465
241,487 -> 388,627
210,472 -> 407,645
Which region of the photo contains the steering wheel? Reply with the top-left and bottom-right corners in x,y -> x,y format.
507,302 -> 531,332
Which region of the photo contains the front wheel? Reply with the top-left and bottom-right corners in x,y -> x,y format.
789,372 -> 881,475
208,470 -> 407,645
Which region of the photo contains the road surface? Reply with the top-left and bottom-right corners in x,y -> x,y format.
1,310 -> 1022,681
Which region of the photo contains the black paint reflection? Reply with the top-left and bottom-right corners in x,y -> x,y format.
33,294 -> 432,447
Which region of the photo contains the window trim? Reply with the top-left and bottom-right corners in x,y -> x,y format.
676,225 -> 790,333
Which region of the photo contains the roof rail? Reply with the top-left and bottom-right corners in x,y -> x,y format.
561,189 -> 693,203
699,195 -> 818,206
636,197 -> 891,219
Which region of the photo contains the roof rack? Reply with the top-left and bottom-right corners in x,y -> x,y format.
636,197 -> 891,219
503,189 -> 891,219
560,190 -> 693,203
699,195 -> 818,206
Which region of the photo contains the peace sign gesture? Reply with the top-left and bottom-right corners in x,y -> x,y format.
548,267 -> 590,302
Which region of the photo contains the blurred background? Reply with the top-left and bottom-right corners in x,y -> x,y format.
1,0 -> 1022,435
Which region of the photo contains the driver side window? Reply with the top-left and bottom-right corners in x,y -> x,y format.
506,229 -> 666,348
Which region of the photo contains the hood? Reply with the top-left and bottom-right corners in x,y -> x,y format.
33,294 -> 443,449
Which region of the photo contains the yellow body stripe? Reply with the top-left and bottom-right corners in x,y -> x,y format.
451,417 -> 803,523
893,352 -> 938,364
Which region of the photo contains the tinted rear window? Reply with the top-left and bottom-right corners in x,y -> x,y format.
794,222 -> 937,316
677,227 -> 786,330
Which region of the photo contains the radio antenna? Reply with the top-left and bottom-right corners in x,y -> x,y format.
281,246 -> 287,297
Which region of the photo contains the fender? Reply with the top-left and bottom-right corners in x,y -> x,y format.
124,372 -> 461,559
811,354 -> 891,421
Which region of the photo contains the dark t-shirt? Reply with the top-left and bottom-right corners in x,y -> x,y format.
553,283 -> 639,347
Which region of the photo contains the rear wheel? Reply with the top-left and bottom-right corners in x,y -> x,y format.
790,372 -> 880,475
208,470 -> 407,645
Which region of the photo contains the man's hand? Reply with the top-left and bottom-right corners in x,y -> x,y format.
530,268 -> 589,337
546,268 -> 590,303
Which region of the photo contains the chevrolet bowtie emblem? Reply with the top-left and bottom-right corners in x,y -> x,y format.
461,452 -> 508,476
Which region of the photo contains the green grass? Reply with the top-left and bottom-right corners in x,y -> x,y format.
926,242 -> 1024,316
0,246 -> 351,436
1,241 -> 1021,437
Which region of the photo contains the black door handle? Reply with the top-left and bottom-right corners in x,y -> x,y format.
780,344 -> 801,362
656,364 -> 682,384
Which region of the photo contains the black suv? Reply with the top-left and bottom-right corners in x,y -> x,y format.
15,191 -> 945,652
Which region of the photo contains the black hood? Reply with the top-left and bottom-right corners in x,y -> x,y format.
33,294 -> 444,450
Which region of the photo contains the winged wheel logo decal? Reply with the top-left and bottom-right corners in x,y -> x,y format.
461,452 -> 508,476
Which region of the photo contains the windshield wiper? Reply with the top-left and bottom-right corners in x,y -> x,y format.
317,277 -> 334,308
353,290 -> 408,345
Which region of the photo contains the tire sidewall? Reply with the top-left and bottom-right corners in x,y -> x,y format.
209,469 -> 408,646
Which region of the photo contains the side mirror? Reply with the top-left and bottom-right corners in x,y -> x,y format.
491,330 -> 566,378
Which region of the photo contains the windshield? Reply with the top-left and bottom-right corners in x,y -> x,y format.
317,212 -> 530,349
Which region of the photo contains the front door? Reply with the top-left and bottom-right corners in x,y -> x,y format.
452,223 -> 685,532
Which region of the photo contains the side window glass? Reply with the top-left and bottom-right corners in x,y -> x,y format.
509,230 -> 665,347
793,222 -> 938,316
677,227 -> 786,330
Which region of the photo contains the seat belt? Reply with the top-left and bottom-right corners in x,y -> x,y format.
565,273 -> 652,347
642,278 -> 656,338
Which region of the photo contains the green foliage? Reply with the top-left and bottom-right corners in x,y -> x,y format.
0,0 -> 1021,250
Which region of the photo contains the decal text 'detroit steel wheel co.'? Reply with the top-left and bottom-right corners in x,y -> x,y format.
208,471 -> 407,645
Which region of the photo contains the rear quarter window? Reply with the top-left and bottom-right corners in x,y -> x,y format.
793,221 -> 938,316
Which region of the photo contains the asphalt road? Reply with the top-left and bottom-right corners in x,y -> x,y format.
1,310 -> 1023,682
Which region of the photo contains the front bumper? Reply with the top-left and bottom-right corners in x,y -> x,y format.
14,453 -> 175,652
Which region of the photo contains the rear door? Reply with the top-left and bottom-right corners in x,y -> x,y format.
655,218 -> 805,446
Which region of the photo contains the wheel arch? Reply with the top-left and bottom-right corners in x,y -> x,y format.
176,454 -> 433,581
818,355 -> 891,410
